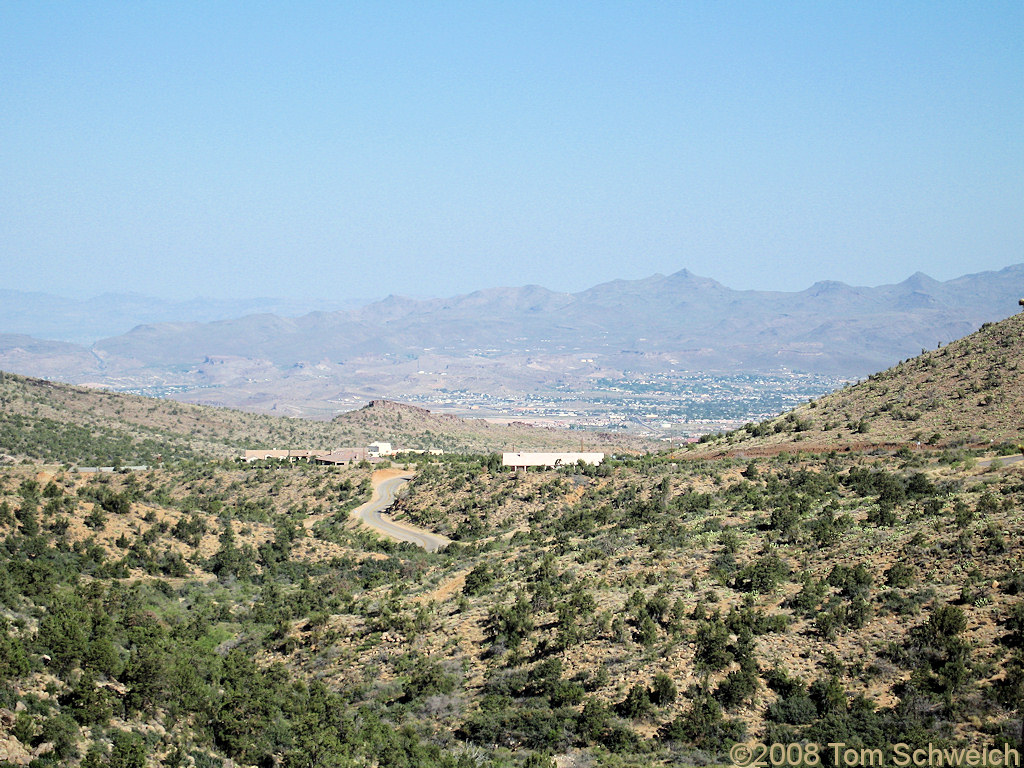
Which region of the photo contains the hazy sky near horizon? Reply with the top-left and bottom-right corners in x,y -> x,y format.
2,2 -> 1021,302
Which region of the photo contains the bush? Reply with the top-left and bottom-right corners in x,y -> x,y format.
651,673 -> 678,706
599,721 -> 644,753
885,562 -> 917,589
40,712 -> 80,762
815,606 -> 845,640
0,622 -> 29,681
993,651 -> 1024,708
635,615 -> 659,647
827,563 -> 873,598
485,594 -> 535,651
809,676 -> 847,716
1004,603 -> 1024,647
660,695 -> 745,751
617,683 -> 653,719
715,661 -> 760,709
109,729 -> 147,768
462,562 -> 494,596
695,618 -> 733,671
921,604 -> 967,643
735,552 -> 790,593
577,698 -> 612,740
787,576 -> 827,616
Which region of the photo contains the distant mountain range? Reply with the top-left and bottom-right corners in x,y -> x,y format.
0,290 -> 367,344
2,264 -> 1023,419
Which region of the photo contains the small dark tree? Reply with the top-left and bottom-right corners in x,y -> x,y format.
695,618 -> 733,671
651,673 -> 678,706
463,562 -> 494,596
716,659 -> 760,709
617,682 -> 653,719
660,695 -> 745,751
636,614 -> 659,647
109,729 -> 147,768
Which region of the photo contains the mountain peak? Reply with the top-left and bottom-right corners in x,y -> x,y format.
803,280 -> 859,298
665,268 -> 726,290
898,271 -> 940,291
669,267 -> 705,281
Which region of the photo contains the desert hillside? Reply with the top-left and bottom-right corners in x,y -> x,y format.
0,317 -> 1022,766
0,372 -> 642,466
688,311 -> 1024,457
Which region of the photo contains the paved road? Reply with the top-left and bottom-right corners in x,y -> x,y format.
355,473 -> 450,552
977,453 -> 1024,468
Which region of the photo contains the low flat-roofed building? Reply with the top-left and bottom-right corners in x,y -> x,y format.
316,449 -> 363,465
502,452 -> 605,470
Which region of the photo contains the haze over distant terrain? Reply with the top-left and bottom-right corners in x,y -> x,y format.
3,4 -> 1021,303
2,4 -> 1021,436
2,263 -> 1022,437
0,291 -> 370,345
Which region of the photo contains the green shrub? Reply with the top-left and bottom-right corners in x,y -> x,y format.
660,695 -> 745,751
695,618 -> 733,671
885,562 -> 917,588
651,673 -> 678,706
463,562 -> 494,596
735,552 -> 790,593
715,660 -> 760,709
617,682 -> 653,719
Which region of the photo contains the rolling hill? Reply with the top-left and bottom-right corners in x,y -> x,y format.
687,310 -> 1024,456
0,371 -> 642,466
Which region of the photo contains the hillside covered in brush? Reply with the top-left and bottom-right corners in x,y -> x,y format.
0,316 -> 1022,767
690,312 -> 1024,457
0,372 -> 635,466
0,371 -> 345,465
328,399 -> 639,454
2,432 -> 1023,766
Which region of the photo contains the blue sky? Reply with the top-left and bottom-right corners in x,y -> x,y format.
1,1 -> 1021,302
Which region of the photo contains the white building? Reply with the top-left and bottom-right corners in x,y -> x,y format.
367,442 -> 393,458
502,452 -> 605,470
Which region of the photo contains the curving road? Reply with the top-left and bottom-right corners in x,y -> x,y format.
354,473 -> 450,552
977,453 -> 1024,468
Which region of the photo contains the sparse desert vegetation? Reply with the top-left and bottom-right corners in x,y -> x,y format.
689,313 -> 1024,457
0,316 -> 1022,767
